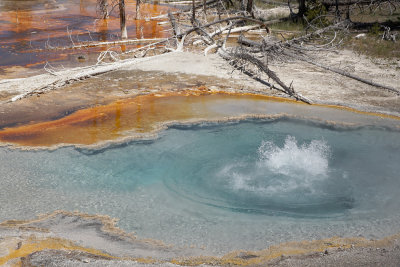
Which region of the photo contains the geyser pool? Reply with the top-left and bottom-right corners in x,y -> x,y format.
1,119 -> 400,255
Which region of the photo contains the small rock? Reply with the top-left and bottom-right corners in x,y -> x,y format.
77,55 -> 86,62
209,86 -> 219,92
236,252 -> 258,260
324,249 -> 329,255
355,33 -> 366,39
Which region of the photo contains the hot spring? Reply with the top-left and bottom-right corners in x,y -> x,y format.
0,94 -> 399,255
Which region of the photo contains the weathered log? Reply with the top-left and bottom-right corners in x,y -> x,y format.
6,53 -> 177,103
191,18 -> 214,44
180,16 -> 272,38
41,38 -> 168,51
237,36 -> 400,95
218,48 -> 311,103
237,35 -> 279,52
220,24 -> 262,35
182,0 -> 219,11
44,16 -> 271,52
283,51 -> 400,95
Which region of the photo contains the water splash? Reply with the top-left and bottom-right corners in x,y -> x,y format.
258,135 -> 330,177
224,136 -> 331,196
216,135 -> 353,215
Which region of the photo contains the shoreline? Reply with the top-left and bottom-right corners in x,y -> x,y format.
1,210 -> 400,266
0,50 -> 399,114
0,91 -> 399,150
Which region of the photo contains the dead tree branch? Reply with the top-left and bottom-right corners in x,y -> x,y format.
218,47 -> 311,103
237,36 -> 400,95
284,51 -> 400,95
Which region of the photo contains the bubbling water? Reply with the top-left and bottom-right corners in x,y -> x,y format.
259,135 -> 330,177
216,136 -> 352,216
1,119 -> 400,254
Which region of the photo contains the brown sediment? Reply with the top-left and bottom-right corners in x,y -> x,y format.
0,90 -> 399,148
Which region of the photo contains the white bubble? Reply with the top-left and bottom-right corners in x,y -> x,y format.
258,135 -> 330,177
222,136 -> 331,196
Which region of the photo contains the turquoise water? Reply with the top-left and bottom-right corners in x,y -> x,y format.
1,119 -> 400,254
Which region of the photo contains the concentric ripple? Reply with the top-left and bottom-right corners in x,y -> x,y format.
1,119 -> 400,254
163,129 -> 354,217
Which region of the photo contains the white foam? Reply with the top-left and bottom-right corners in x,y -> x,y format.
258,135 -> 330,177
221,136 -> 331,195
220,163 -> 256,192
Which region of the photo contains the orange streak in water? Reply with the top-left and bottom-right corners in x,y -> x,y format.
0,92 -> 199,146
0,91 -> 279,147
1,91 -> 398,148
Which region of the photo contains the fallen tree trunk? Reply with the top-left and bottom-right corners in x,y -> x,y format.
182,0 -> 219,11
237,35 -> 280,52
218,47 -> 311,103
284,51 -> 400,96
42,16 -> 276,52
40,38 -> 168,51
4,53 -> 177,103
237,36 -> 400,95
220,24 -> 262,34
179,16 -> 272,38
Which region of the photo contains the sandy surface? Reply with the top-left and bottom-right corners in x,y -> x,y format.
272,50 -> 400,115
125,50 -> 400,115
1,49 -> 398,115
